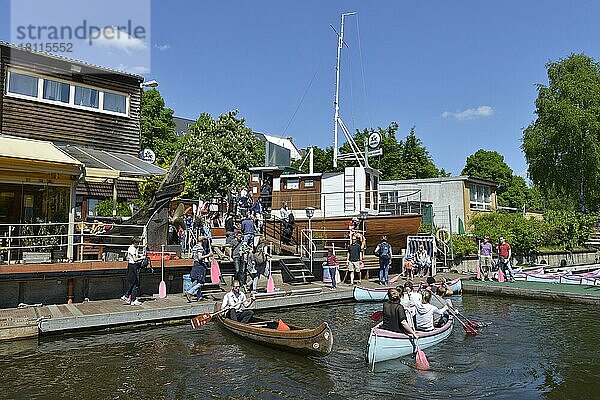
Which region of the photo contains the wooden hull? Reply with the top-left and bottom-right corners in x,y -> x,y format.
294,214 -> 421,250
216,312 -> 333,357
366,316 -> 454,365
353,278 -> 462,302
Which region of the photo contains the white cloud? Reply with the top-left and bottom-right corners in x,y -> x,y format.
93,26 -> 148,54
155,44 -> 171,51
116,63 -> 150,74
442,105 -> 494,121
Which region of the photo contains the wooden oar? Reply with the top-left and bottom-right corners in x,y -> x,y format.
190,306 -> 232,329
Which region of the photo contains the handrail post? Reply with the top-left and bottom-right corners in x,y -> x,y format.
7,225 -> 12,265
80,222 -> 84,263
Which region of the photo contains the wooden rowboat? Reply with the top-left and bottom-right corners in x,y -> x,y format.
366,316 -> 454,367
215,306 -> 333,357
353,277 -> 462,302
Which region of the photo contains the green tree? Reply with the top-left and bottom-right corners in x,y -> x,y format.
461,149 -> 531,209
397,127 -> 439,179
183,110 -> 263,199
140,89 -> 180,168
337,122 -> 404,179
522,53 -> 600,212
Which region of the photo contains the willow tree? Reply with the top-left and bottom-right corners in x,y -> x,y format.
522,54 -> 600,212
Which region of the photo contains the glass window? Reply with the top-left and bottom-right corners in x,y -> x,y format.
74,86 -> 99,108
43,79 -> 70,103
470,184 -> 492,211
305,179 -> 314,188
103,92 -> 127,114
285,179 -> 299,190
8,72 -> 38,97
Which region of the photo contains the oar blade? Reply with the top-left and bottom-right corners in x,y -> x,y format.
191,313 -> 211,329
415,348 -> 430,370
463,324 -> 478,335
370,310 -> 383,322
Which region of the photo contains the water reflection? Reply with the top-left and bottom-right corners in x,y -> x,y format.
0,298 -> 598,399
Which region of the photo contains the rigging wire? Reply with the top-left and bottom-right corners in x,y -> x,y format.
281,52 -> 325,138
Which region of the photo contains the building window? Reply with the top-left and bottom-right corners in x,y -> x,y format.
285,179 -> 299,190
470,184 -> 491,210
305,179 -> 314,188
43,79 -> 70,103
74,86 -> 99,108
8,71 -> 39,97
103,92 -> 126,113
86,198 -> 102,217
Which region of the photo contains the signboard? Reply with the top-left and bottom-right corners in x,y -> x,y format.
140,148 -> 156,164
368,132 -> 381,149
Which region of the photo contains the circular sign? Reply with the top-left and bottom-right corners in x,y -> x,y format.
368,132 -> 381,149
140,148 -> 156,163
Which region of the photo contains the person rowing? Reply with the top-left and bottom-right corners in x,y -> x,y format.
381,288 -> 418,338
415,289 -> 449,330
221,280 -> 256,323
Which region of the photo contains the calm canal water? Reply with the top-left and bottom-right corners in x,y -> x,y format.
0,295 -> 598,400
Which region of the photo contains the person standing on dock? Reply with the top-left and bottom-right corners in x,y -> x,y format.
326,248 -> 339,290
479,236 -> 493,281
498,236 -> 515,282
222,280 -> 255,323
230,231 -> 244,284
121,237 -> 144,305
347,236 -> 363,285
374,236 -> 392,286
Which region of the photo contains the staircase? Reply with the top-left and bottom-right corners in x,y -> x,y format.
584,220 -> 600,246
278,256 -> 316,284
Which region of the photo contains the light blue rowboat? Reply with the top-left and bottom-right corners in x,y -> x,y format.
353,278 -> 462,302
366,316 -> 454,368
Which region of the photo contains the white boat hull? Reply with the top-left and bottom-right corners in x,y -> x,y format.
366,316 -> 454,365
353,278 -> 462,302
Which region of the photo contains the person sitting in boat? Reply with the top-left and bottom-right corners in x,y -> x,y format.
400,281 -> 422,323
222,280 -> 255,323
415,289 -> 449,331
381,288 -> 418,337
439,278 -> 454,296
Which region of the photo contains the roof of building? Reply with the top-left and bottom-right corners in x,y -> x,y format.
173,116 -> 195,137
0,41 -> 144,80
254,132 -> 302,160
380,175 -> 499,187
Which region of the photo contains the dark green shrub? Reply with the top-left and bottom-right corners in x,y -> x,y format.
451,234 -> 478,257
95,200 -> 133,217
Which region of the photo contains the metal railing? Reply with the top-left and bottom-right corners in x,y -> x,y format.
0,221 -> 145,264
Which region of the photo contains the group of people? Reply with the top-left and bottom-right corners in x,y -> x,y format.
382,279 -> 454,336
479,235 -> 515,282
403,245 -> 432,280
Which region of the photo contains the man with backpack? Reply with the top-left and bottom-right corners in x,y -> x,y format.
374,235 -> 393,286
185,236 -> 212,302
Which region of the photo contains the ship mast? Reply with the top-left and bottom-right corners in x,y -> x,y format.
333,12 -> 365,168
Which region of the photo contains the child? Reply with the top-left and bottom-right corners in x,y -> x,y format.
326,248 -> 339,290
404,254 -> 413,280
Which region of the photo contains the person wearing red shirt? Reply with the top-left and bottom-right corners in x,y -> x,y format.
498,236 -> 515,282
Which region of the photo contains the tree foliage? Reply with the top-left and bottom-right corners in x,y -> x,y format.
140,89 -> 180,168
182,111 -> 263,199
299,123 -> 441,180
522,53 -> 600,212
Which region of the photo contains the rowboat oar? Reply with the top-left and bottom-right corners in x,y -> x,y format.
453,308 -> 481,329
414,338 -> 430,370
370,310 -> 383,322
389,273 -> 402,284
431,293 -> 478,335
190,305 -> 233,329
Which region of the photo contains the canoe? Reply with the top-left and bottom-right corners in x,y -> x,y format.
215,306 -> 333,357
366,316 -> 454,366
353,277 -> 463,302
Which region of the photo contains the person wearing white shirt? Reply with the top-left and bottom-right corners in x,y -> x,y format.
400,280 -> 422,321
121,238 -> 144,305
415,289 -> 448,331
221,280 -> 255,323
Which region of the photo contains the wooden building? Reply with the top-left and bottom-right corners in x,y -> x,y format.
0,41 -> 165,261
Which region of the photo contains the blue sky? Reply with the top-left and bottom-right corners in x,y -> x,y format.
2,1 -> 600,177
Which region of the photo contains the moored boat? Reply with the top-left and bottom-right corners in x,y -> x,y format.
215,306 -> 333,357
353,277 -> 463,302
366,316 -> 454,367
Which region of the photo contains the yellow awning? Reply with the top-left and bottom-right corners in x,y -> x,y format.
0,135 -> 82,166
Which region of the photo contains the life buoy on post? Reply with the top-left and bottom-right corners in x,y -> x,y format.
436,228 -> 450,243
